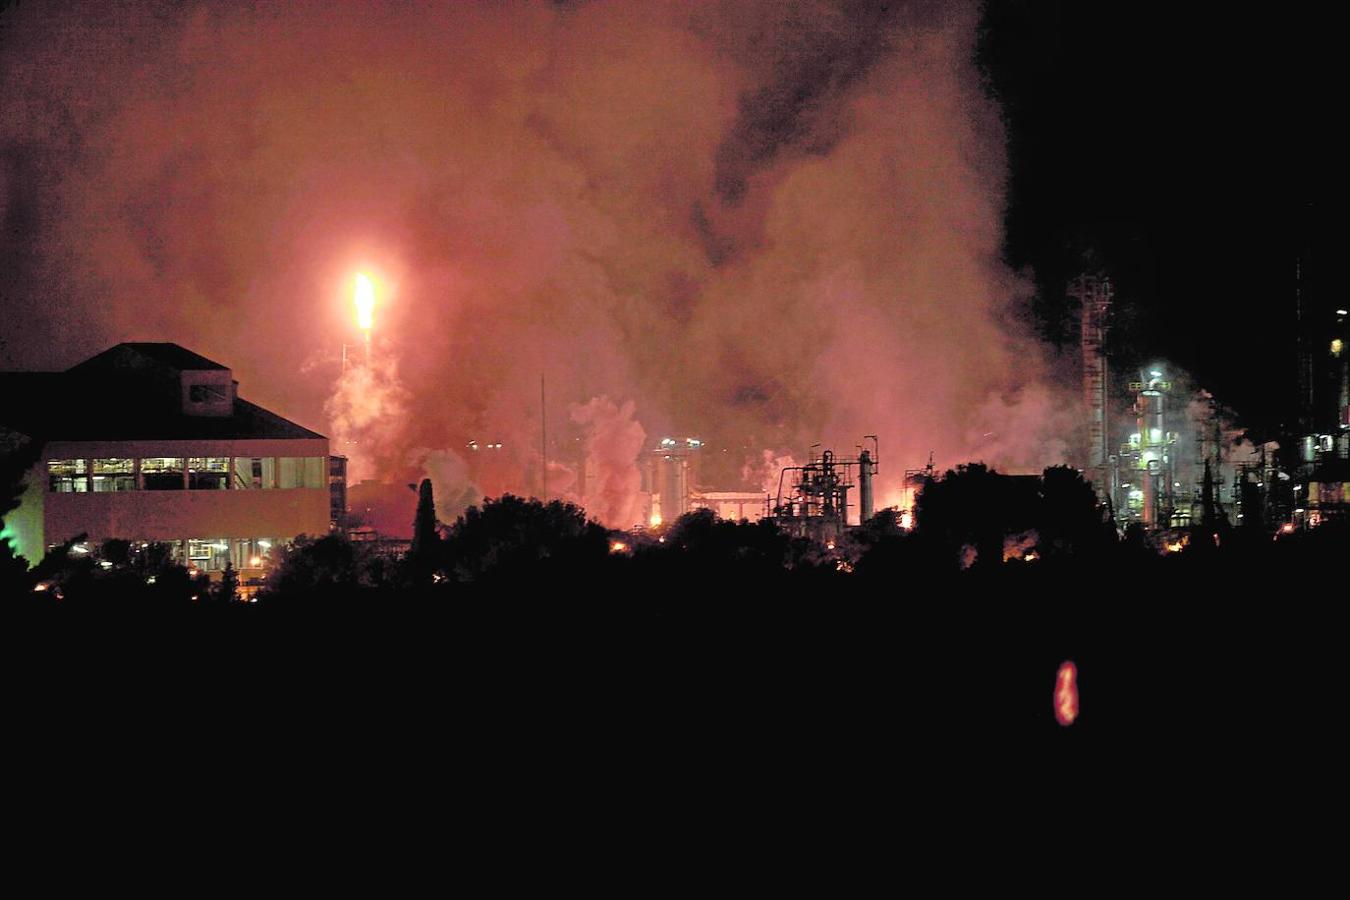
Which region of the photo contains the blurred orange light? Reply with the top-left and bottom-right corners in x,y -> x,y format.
1054,661 -> 1079,726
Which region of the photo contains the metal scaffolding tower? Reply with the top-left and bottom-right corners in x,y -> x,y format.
1070,273 -> 1114,499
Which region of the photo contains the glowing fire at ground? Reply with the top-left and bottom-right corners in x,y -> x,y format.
609,540 -> 630,555
1163,533 -> 1190,554
1054,661 -> 1079,726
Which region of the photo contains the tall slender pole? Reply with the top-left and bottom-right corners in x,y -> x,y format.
534,372 -> 540,499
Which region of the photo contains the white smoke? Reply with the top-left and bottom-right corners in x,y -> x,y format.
325,352 -> 411,485
569,396 -> 646,527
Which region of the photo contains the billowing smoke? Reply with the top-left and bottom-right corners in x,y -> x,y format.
414,447 -> 480,524
325,352 -> 410,485
2,1 -> 1074,529
1178,385 -> 1260,501
743,450 -> 800,499
569,397 -> 646,528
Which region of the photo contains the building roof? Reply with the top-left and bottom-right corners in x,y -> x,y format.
0,344 -> 324,442
69,342 -> 229,373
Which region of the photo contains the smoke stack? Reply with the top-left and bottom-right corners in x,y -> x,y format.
859,448 -> 874,522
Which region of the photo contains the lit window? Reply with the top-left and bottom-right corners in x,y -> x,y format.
92,458 -> 135,492
187,538 -> 229,571
141,458 -> 184,490
48,459 -> 88,493
188,457 -> 229,490
233,457 -> 274,489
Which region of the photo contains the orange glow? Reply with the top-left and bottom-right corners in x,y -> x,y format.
609,540 -> 630,555
1054,661 -> 1078,726
354,273 -> 376,332
898,509 -> 913,530
649,509 -> 662,528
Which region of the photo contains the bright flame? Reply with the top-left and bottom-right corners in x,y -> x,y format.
898,509 -> 913,531
354,273 -> 376,332
609,540 -> 630,555
649,509 -> 662,528
1054,661 -> 1079,726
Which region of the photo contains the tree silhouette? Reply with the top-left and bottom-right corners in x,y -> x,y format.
410,479 -> 439,559
1036,465 -> 1111,558
441,494 -> 607,583
216,560 -> 239,604
264,533 -> 357,598
663,508 -> 790,570
0,438 -> 43,595
914,463 -> 1036,569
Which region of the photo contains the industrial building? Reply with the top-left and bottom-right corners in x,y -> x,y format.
770,439 -> 878,542
1072,262 -> 1349,534
1291,293 -> 1349,526
0,343 -> 338,576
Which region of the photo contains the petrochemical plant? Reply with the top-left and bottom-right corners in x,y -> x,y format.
1070,271 -> 1348,537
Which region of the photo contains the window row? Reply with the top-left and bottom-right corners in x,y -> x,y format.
48,457 -> 327,492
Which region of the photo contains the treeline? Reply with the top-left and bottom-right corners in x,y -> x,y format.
4,464 -> 1347,609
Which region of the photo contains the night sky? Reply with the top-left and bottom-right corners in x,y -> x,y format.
980,1 -> 1343,433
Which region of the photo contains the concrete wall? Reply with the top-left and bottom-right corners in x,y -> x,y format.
47,438 -> 327,461
44,487 -> 329,546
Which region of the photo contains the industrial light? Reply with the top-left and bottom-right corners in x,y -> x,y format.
1149,369 -> 1163,378
1337,309 -> 1348,316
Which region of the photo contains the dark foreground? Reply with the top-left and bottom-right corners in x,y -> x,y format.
7,547 -> 1339,842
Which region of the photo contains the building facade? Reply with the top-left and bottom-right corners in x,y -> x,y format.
1,343 -> 334,576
